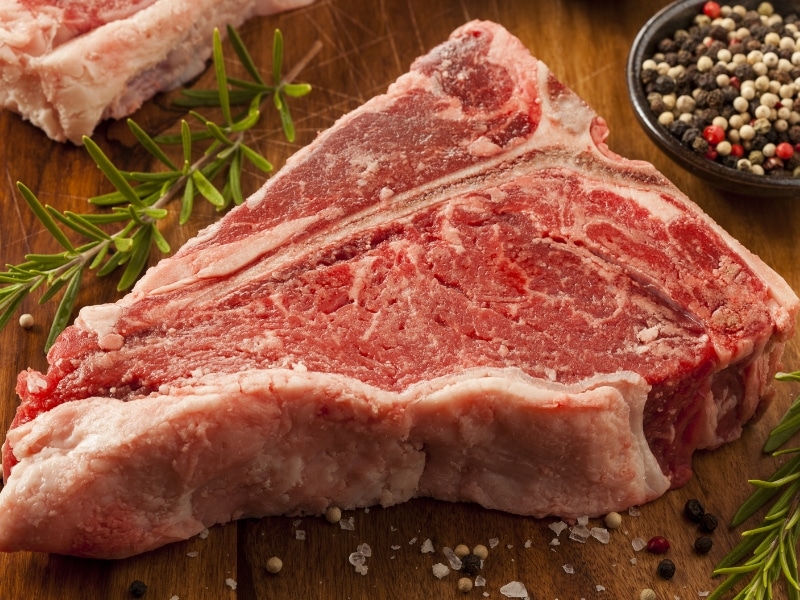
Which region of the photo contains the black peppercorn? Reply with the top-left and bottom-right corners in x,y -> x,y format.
694,536 -> 713,554
700,513 -> 719,533
460,553 -> 482,576
684,498 -> 705,523
657,558 -> 676,580
652,75 -> 676,95
129,580 -> 148,598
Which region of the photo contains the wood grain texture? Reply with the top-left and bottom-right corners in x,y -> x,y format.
0,0 -> 798,598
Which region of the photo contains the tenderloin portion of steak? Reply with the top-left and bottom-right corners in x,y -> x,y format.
0,0 -> 315,143
2,20 -> 797,558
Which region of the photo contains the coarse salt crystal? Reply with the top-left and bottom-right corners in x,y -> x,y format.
489,538 -> 500,548
340,517 -> 355,530
563,564 -> 575,574
577,515 -> 589,526
500,581 -> 529,598
409,536 -> 418,545
632,537 -> 647,551
170,596 -> 179,600
699,593 -> 710,598
357,543 -> 372,557
432,563 -> 450,579
628,506 -> 641,517
590,527 -> 610,544
569,525 -> 591,543
186,551 -> 199,558
420,538 -> 435,553
549,538 -> 560,546
355,564 -> 368,575
225,578 -> 237,590
391,545 -> 401,550
549,521 -> 568,536
475,576 -> 486,587
524,539 -> 532,548
199,529 -> 209,539
596,584 -> 606,591
295,530 -> 306,540
630,558 -> 637,565
443,547 -> 462,570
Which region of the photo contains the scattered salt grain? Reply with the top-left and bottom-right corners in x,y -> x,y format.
391,545 -> 401,550
432,563 -> 450,579
632,537 -> 647,551
577,515 -> 589,526
186,551 -> 199,558
443,546 -> 462,570
596,584 -> 606,592
549,538 -> 560,546
499,581 -> 529,598
349,550 -> 369,575
199,529 -> 210,539
409,536 -> 418,545
630,558 -> 638,565
420,538 -> 435,553
563,564 -> 575,574
357,543 -> 372,557
549,521 -> 568,536
590,527 -> 610,544
569,524 -> 591,543
524,539 -> 532,548
698,592 -> 710,598
628,506 -> 641,517
295,530 -> 306,541
475,575 -> 486,587
489,537 -> 500,548
340,517 -> 355,531
225,578 -> 237,590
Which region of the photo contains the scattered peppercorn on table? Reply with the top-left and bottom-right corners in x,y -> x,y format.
1,1 -> 799,598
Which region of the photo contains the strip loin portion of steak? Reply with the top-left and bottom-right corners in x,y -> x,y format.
0,0 -> 315,143
2,20 -> 797,558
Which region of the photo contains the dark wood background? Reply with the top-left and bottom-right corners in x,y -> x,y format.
0,0 -> 798,598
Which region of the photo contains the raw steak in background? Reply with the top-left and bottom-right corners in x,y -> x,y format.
0,0 -> 316,143
1,20 -> 797,558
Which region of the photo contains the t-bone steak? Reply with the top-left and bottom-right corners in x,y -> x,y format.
1,20 -> 797,559
0,0 -> 316,144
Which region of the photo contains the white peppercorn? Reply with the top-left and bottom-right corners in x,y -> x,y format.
18,314 -> 34,329
266,556 -> 283,574
716,140 -> 733,156
697,55 -> 714,72
604,511 -> 623,529
639,589 -> 657,600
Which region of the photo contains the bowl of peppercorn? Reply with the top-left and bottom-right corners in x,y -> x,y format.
627,0 -> 800,198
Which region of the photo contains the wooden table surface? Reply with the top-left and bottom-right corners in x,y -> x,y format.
1,0 -> 799,598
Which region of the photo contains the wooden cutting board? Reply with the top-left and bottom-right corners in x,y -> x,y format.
1,1 -> 798,598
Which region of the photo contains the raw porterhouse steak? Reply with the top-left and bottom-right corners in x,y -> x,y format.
0,0 -> 315,143
2,20 -> 798,559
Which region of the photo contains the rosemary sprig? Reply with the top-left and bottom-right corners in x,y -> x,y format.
0,26 -> 318,350
708,370 -> 800,600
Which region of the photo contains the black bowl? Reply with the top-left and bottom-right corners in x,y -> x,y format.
627,0 -> 800,198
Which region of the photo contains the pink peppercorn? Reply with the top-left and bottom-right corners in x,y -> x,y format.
703,1 -> 721,19
703,125 -> 725,146
730,143 -> 744,158
646,536 -> 671,554
776,142 -> 794,160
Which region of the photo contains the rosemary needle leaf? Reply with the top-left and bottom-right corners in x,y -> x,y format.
60,210 -> 113,241
181,120 -> 193,165
764,396 -> 800,453
126,119 -> 178,170
118,226 -> 153,291
240,143 -> 273,173
227,24 -> 265,85
96,249 -> 126,278
179,175 -> 195,225
282,82 -> 312,97
213,28 -> 232,126
17,183 -> 76,253
151,226 -> 171,255
731,453 -> 800,526
82,137 -> 144,209
45,270 -> 81,351
272,29 -> 284,88
114,237 -> 134,253
0,290 -> 27,331
278,95 -> 296,142
191,169 -> 225,207
229,148 -> 244,205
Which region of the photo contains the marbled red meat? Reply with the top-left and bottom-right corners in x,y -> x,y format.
0,20 -> 796,558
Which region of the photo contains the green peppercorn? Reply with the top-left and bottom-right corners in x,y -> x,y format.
657,558 -> 676,580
